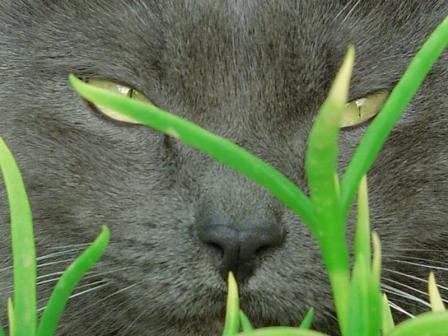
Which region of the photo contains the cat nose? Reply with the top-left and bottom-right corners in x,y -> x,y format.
198,223 -> 285,283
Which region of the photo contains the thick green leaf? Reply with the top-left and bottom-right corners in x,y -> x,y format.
222,272 -> 239,336
69,75 -> 317,232
37,226 -> 110,336
341,15 -> 448,218
305,47 -> 354,335
237,327 -> 328,336
298,308 -> 314,330
347,256 -> 369,336
381,294 -> 395,334
387,311 -> 448,336
349,176 -> 377,335
0,137 -> 36,336
239,310 -> 253,332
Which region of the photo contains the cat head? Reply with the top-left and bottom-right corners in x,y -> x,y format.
0,1 -> 447,334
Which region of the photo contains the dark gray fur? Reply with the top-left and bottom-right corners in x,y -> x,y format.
0,0 -> 447,335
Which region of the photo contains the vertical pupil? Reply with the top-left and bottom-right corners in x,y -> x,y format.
116,85 -> 131,97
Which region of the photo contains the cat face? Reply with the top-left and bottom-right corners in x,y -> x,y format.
0,1 -> 447,335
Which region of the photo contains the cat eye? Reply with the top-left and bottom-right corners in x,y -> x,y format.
86,79 -> 153,124
340,90 -> 389,128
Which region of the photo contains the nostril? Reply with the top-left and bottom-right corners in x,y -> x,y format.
206,241 -> 225,257
254,244 -> 270,255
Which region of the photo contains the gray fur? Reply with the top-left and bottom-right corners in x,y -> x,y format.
0,0 -> 447,335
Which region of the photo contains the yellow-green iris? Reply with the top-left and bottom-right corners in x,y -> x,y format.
341,90 -> 389,128
87,79 -> 152,124
87,79 -> 388,129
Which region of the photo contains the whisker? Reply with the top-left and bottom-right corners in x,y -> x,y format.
48,243 -> 92,251
0,274 -> 63,292
37,271 -> 65,280
37,281 -> 112,313
381,284 -> 431,308
386,259 -> 448,272
69,281 -> 110,300
383,255 -> 448,267
72,279 -> 109,292
65,280 -> 144,320
48,241 -> 118,251
382,278 -> 448,304
0,258 -> 76,274
389,248 -> 448,253
85,281 -> 142,309
383,268 -> 448,292
37,258 -> 77,269
386,299 -> 415,318
73,281 -> 144,333
36,248 -> 87,262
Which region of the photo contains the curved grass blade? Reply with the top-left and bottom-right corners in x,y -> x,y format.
341,15 -> 448,218
354,176 -> 370,269
298,308 -> 314,330
7,299 -> 14,336
237,327 -> 329,336
37,226 -> 110,336
0,137 -> 36,336
239,310 -> 253,332
368,232 -> 382,336
381,294 -> 395,334
222,272 -> 239,336
387,311 -> 448,336
428,272 -> 445,312
347,256 -> 369,336
305,47 -> 354,335
348,176 -> 374,336
69,75 -> 317,232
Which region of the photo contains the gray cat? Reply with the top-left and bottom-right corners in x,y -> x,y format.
0,1 -> 447,335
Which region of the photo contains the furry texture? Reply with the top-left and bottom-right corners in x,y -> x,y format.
0,0 -> 447,335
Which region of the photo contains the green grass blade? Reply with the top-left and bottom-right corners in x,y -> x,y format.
223,272 -> 239,336
428,272 -> 445,312
349,177 -> 382,336
381,294 -> 395,334
69,75 -> 317,232
7,299 -> 14,336
368,232 -> 382,336
237,327 -> 329,336
387,311 -> 448,336
347,256 -> 369,336
305,47 -> 354,335
0,137 -> 36,336
37,226 -> 110,336
298,308 -> 314,330
341,16 -> 448,218
239,310 -> 253,332
354,176 -> 370,269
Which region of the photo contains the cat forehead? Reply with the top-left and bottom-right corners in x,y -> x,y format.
3,0 -> 444,103
8,1 -> 441,66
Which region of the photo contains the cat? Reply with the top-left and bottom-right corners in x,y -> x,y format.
0,0 -> 447,335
